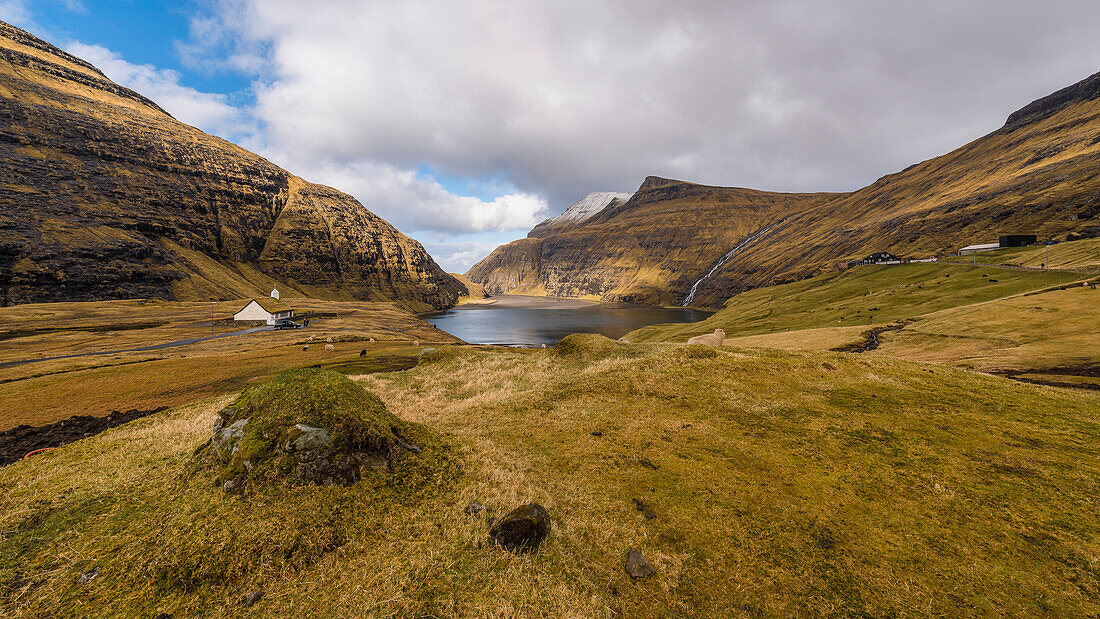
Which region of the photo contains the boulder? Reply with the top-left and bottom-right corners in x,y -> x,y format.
208,368 -> 424,489
488,503 -> 551,553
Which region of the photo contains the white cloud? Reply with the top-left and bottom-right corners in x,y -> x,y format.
190,0 -> 1100,208
64,41 -> 257,143
0,0 -> 33,26
270,157 -> 549,235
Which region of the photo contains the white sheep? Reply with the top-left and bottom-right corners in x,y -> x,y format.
413,340 -> 420,347
324,343 -> 335,352
686,328 -> 725,348
325,337 -> 333,343
369,337 -> 376,343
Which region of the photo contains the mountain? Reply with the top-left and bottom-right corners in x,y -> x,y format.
0,21 -> 464,311
527,191 -> 633,238
467,72 -> 1100,307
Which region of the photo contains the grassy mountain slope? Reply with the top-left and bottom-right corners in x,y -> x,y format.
468,72 -> 1100,308
0,21 -> 463,311
2,340 -> 1098,615
467,178 -> 827,302
629,239 -> 1100,386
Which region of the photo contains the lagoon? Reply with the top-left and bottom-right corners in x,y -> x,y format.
423,296 -> 711,346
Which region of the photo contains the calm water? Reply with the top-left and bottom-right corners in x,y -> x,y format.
423,298 -> 712,346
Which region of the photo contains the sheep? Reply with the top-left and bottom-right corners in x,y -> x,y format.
324,344 -> 335,352
308,335 -> 315,341
369,338 -> 376,343
303,345 -> 310,351
325,337 -> 333,343
413,340 -> 420,347
686,328 -> 725,348
359,349 -> 367,357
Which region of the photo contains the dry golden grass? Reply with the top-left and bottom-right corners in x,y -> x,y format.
0,299 -> 457,430
3,339 -> 1098,616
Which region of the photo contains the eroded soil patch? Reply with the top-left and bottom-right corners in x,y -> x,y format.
0,407 -> 167,465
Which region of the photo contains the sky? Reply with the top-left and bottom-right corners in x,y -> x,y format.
3,1 -> 1100,272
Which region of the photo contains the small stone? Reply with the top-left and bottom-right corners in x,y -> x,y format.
154,614 -> 173,619
488,502 -> 551,553
464,501 -> 487,516
222,477 -> 246,493
624,548 -> 655,579
76,567 -> 99,584
243,591 -> 264,607
591,431 -> 603,437
632,498 -> 647,512
644,511 -> 657,520
821,362 -> 836,371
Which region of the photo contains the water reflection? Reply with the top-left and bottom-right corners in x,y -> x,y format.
424,298 -> 711,346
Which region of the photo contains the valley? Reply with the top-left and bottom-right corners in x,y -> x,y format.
0,14 -> 1098,619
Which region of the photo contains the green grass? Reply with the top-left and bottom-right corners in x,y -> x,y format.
628,261 -> 1084,343
3,339 -> 1098,616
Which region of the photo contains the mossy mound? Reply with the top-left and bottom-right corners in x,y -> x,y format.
209,368 -> 425,489
552,333 -> 636,359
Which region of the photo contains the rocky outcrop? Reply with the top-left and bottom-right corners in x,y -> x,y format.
467,72 -> 1100,308
0,20 -> 463,311
465,237 -> 545,295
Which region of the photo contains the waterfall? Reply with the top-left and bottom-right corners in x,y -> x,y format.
680,220 -> 786,307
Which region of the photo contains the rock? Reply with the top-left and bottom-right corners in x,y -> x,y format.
590,430 -> 603,437
418,347 -> 436,358
154,614 -> 173,619
488,503 -> 551,553
632,498 -> 647,511
285,424 -> 333,452
644,511 -> 657,520
464,501 -> 487,516
624,548 -> 655,579
222,478 -> 246,493
821,362 -> 836,371
212,419 -> 248,461
243,591 -> 264,607
75,567 -> 99,584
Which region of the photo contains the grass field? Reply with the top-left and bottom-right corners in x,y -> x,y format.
627,243 -> 1099,387
2,337 -> 1097,616
0,299 -> 457,430
629,262 -> 1084,342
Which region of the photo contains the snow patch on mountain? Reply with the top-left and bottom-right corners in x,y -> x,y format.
538,191 -> 634,226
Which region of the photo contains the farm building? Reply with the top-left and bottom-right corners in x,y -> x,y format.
856,252 -> 900,265
999,234 -> 1037,247
958,242 -> 1000,255
233,297 -> 295,325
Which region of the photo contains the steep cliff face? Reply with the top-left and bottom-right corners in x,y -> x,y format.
0,21 -> 463,311
467,71 -> 1100,307
468,179 -> 825,303
465,238 -> 544,295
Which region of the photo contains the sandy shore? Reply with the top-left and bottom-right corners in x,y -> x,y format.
453,295 -> 600,310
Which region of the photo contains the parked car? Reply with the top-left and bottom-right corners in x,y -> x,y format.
274,318 -> 302,329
